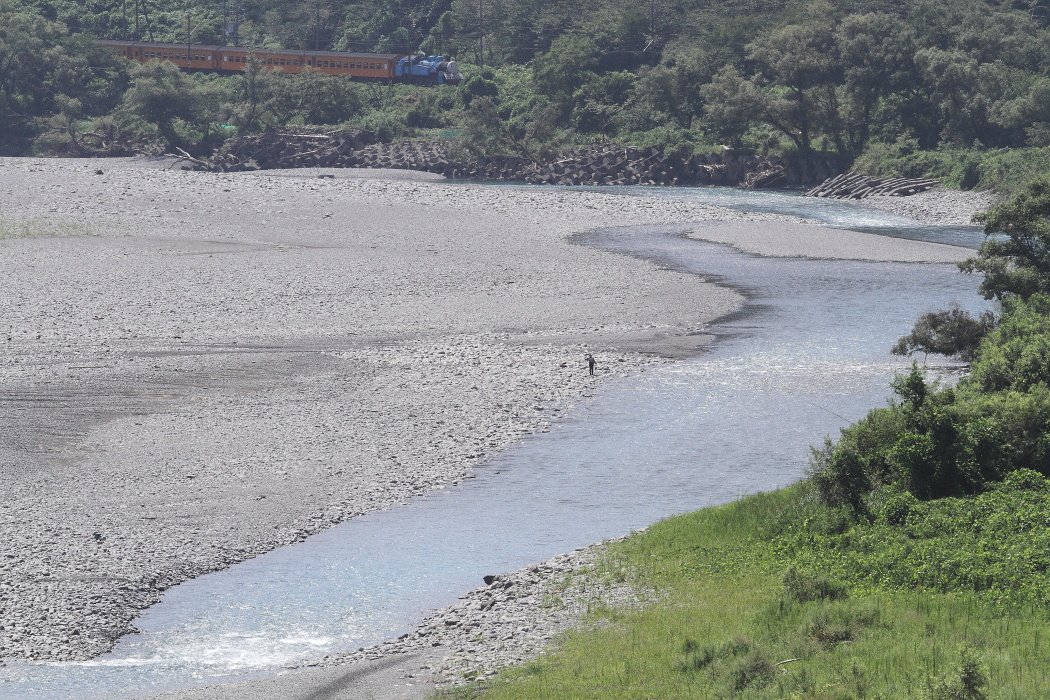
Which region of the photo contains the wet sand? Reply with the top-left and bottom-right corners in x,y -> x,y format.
0,158 -> 983,696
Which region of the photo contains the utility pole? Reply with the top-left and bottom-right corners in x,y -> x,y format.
219,0 -> 241,46
220,0 -> 227,45
478,0 -> 484,67
141,0 -> 154,41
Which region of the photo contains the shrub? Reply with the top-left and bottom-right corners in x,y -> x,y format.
923,646 -> 988,700
892,305 -> 997,362
783,567 -> 848,603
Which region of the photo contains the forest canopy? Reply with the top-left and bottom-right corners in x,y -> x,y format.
5,0 -> 1050,175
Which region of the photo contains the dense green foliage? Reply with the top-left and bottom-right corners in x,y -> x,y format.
444,485 -> 1050,699
7,0 -> 1050,175
891,306 -> 995,362
0,2 -> 126,153
813,297 -> 1050,507
962,177 -> 1050,299
830,178 -> 1050,508
784,470 -> 1050,609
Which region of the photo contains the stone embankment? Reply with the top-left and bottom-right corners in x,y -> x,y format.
185,130 -> 841,187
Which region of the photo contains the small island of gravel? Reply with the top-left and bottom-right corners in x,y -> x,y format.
0,158 -> 988,698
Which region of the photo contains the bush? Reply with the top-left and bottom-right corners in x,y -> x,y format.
783,566 -> 848,603
810,302 -> 1050,507
892,306 -> 997,362
923,646 -> 988,700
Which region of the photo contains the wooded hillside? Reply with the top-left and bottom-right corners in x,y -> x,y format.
5,0 -> 1050,185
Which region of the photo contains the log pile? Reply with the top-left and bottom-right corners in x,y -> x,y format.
804,172 -> 940,199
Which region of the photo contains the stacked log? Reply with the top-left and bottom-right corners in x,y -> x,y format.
804,172 -> 941,199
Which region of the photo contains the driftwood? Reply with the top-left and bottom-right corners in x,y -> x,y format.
166,147 -> 212,171
804,172 -> 940,199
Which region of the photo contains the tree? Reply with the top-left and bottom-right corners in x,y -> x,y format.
120,60 -> 220,150
531,33 -> 599,120
962,177 -> 1050,300
226,55 -> 280,134
459,95 -> 566,160
0,4 -> 123,154
746,18 -> 840,156
699,65 -> 764,149
892,305 -> 996,362
836,13 -> 917,154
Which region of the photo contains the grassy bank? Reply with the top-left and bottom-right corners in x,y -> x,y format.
442,480 -> 1050,699
854,144 -> 1050,199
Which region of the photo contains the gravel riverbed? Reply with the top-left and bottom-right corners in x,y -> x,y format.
0,158 -> 987,698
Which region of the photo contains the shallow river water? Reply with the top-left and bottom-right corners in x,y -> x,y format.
1,188 -> 993,698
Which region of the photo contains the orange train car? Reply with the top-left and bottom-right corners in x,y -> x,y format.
98,40 -> 460,85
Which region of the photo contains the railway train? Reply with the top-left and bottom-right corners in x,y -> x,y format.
97,39 -> 462,86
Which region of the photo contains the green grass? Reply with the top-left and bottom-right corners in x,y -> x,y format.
0,216 -> 96,239
439,484 -> 1050,699
853,143 -> 1050,198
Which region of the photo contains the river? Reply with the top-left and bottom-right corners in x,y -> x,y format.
0,187 -> 993,698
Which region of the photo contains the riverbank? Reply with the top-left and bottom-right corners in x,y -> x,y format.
434,481 -> 1050,699
135,183 -> 992,699
0,161 -> 985,696
860,187 -> 999,227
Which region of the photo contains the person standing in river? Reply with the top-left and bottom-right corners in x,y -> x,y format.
585,353 -> 596,375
